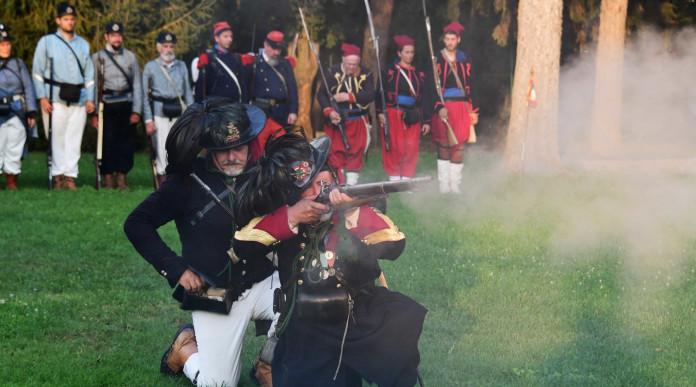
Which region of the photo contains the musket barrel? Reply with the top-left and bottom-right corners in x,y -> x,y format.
340,176 -> 433,196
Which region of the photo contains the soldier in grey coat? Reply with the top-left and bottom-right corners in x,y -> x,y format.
92,22 -> 143,190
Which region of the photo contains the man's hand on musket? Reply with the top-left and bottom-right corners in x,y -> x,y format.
130,113 -> 141,125
328,111 -> 341,126
178,269 -> 206,293
288,199 -> 328,227
470,111 -> 479,125
378,113 -> 386,127
86,100 -> 95,114
438,107 -> 449,121
40,98 -> 53,114
146,121 -> 156,135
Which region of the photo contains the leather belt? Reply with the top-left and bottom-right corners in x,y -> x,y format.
151,95 -> 179,103
103,89 -> 132,96
340,110 -> 368,119
0,94 -> 23,104
253,97 -> 287,106
443,96 -> 469,102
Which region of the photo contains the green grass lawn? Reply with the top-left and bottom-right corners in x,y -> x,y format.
2,149 -> 696,385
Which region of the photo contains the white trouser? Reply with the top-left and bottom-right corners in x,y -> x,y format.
153,116 -> 176,175
42,103 -> 86,178
0,116 -> 27,174
183,271 -> 279,386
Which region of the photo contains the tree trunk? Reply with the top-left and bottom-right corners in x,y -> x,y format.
361,0 -> 394,148
290,32 -> 318,138
588,0 -> 628,156
503,0 -> 564,174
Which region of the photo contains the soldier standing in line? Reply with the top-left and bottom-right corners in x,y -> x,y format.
0,24 -> 37,190
317,43 -> 374,186
247,30 -> 298,151
142,31 -> 193,185
194,22 -> 248,104
91,22 -> 143,190
430,22 -> 479,194
32,3 -> 95,190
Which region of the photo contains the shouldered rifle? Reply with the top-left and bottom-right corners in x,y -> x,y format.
298,7 -> 350,151
315,176 -> 433,212
148,90 -> 159,190
47,57 -> 54,189
190,172 -> 235,220
95,20 -> 104,189
422,0 -> 459,147
363,0 -> 390,151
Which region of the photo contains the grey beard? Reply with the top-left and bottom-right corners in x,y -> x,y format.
160,53 -> 175,62
266,57 -> 279,67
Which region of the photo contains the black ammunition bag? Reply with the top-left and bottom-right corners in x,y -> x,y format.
295,283 -> 349,323
174,282 -> 252,314
402,107 -> 421,125
162,100 -> 183,118
59,83 -> 83,103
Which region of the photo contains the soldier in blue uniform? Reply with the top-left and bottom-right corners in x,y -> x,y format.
194,22 -> 248,104
32,3 -> 95,190
247,31 -> 299,151
0,24 -> 37,190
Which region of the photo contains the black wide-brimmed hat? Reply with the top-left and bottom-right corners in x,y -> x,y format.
198,102 -> 265,150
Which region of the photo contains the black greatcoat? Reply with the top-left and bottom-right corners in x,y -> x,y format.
124,158 -> 273,294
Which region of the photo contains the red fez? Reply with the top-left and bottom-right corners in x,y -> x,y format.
393,35 -> 414,51
341,43 -> 361,57
443,22 -> 465,37
214,21 -> 232,36
265,31 -> 284,49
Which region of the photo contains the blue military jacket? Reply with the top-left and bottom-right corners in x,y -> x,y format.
32,30 -> 95,105
0,57 -> 37,127
194,48 -> 247,104
247,51 -> 298,124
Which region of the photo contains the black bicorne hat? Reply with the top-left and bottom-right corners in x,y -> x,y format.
233,134 -> 331,226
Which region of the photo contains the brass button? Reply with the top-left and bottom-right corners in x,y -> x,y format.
300,243 -> 306,249
242,260 -> 247,264
336,283 -> 342,288
299,256 -> 305,261
242,270 -> 246,275
300,268 -> 305,272
298,279 -> 303,285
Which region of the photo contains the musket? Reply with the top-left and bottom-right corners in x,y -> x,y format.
47,57 -> 54,189
298,7 -> 350,151
422,0 -> 459,147
190,172 -> 235,220
250,23 -> 256,53
95,12 -> 104,190
316,176 -> 433,209
363,0 -> 390,152
148,90 -> 159,190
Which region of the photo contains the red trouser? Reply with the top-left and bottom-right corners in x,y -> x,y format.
325,118 -> 368,171
430,100 -> 472,148
380,107 -> 421,178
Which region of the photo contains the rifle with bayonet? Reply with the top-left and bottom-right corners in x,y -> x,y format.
363,0 -> 390,152
298,7 -> 350,151
95,13 -> 104,189
47,57 -> 54,189
422,0 -> 459,147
